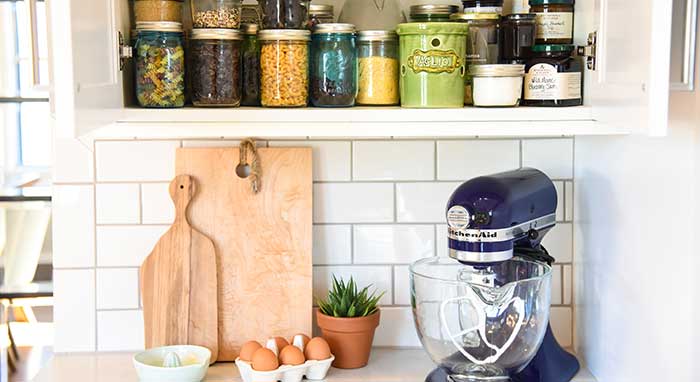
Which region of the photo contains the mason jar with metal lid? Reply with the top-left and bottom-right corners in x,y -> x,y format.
258,29 -> 311,107
409,4 -> 459,22
308,4 -> 334,29
189,28 -> 243,107
500,13 -> 536,63
134,21 -> 185,108
241,23 -> 260,106
356,30 -> 399,105
310,23 -> 357,107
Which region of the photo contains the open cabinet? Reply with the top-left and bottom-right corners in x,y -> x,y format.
47,0 -> 673,142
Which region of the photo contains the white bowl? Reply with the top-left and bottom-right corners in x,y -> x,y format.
133,345 -> 211,382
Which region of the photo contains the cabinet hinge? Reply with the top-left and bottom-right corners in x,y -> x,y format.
576,31 -> 597,70
118,31 -> 133,71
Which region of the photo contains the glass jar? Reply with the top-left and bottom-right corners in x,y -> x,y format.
450,12 -> 500,104
259,0 -> 310,29
357,30 -> 399,106
310,23 -> 357,107
338,0 -> 405,31
259,29 -> 310,107
500,13 -> 536,63
409,4 -> 459,22
307,4 -> 334,30
191,0 -> 242,28
241,24 -> 261,106
134,22 -> 185,108
468,64 -> 524,107
522,44 -> 582,106
189,29 -> 243,107
529,0 -> 574,44
134,0 -> 183,22
462,0 -> 503,14
241,3 -> 262,25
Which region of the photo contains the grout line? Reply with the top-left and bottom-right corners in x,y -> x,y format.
93,140 -> 99,351
96,223 -> 171,227
391,265 -> 396,305
95,308 -> 142,312
393,183 -> 398,222
349,141 -> 354,181
519,139 -> 523,167
433,141 -> 438,181
138,184 -> 143,224
350,225 -> 355,264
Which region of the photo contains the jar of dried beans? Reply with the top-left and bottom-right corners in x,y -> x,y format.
190,28 -> 243,107
241,23 -> 261,106
259,29 -> 311,107
134,0 -> 183,23
134,21 -> 185,108
356,30 -> 399,105
310,23 -> 357,107
191,0 -> 242,28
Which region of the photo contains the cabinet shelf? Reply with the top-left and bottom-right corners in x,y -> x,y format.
81,106 -> 629,143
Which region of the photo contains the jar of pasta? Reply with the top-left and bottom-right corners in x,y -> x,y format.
357,30 -> 399,106
259,29 -> 311,107
134,21 -> 185,108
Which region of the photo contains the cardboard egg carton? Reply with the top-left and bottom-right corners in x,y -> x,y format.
235,355 -> 334,382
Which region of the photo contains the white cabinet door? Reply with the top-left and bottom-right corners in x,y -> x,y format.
577,0 -> 673,136
49,0 -> 124,138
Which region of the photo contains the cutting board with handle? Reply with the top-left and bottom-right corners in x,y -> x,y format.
176,145 -> 313,361
140,175 -> 219,362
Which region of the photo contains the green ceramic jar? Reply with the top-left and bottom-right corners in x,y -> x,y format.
396,23 -> 469,108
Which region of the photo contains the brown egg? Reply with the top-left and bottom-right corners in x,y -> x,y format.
279,345 -> 306,365
239,340 -> 262,362
273,336 -> 289,352
251,348 -> 279,371
289,334 -> 310,349
304,337 -> 331,360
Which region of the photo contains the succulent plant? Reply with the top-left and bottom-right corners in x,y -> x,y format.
317,275 -> 385,318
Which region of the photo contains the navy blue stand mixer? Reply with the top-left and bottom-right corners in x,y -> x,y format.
409,168 -> 580,382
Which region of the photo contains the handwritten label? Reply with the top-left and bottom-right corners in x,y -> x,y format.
534,12 -> 573,40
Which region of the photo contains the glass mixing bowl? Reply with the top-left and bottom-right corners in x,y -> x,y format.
410,257 -> 551,381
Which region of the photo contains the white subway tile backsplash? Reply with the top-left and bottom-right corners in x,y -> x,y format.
522,139 -> 573,179
554,181 -> 564,222
374,307 -> 421,347
96,141 -> 179,181
396,183 -> 461,223
96,268 -> 139,310
54,269 -> 95,352
53,185 -> 95,268
314,183 -> 394,223
393,266 -> 410,305
96,226 -> 168,267
436,225 -> 448,257
313,225 -> 352,265
437,140 -> 520,180
96,184 -> 140,224
550,307 -> 572,347
551,265 -> 562,305
313,266 -> 392,305
353,141 -> 434,181
542,223 -> 573,263
141,183 -> 174,224
97,310 -> 145,351
563,264 -> 572,305
354,225 -> 434,264
53,137 -> 94,183
269,141 -> 351,181
565,181 -> 573,221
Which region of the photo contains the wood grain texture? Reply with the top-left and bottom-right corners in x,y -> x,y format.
176,147 -> 313,361
140,175 -> 218,362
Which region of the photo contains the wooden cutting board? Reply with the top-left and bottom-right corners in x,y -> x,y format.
176,146 -> 313,361
140,175 -> 219,362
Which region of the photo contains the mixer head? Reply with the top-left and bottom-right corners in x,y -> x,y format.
446,168 -> 557,266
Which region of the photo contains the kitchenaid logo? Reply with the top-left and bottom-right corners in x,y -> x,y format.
407,49 -> 461,74
448,227 -> 498,239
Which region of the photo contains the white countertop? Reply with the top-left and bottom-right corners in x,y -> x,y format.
33,348 -> 596,382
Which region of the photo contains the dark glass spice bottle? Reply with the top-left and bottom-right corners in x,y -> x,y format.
500,13 -> 536,63
190,28 -> 243,107
310,23 -> 357,107
522,44 -> 582,106
241,24 -> 260,106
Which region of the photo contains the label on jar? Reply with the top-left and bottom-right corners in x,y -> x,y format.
407,49 -> 462,74
524,63 -> 581,100
534,12 -> 573,40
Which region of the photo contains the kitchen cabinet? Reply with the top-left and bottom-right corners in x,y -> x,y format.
47,0 -> 673,142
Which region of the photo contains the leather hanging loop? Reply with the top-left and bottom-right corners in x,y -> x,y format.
239,138 -> 261,193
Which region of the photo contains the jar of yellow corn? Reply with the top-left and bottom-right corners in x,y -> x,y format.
356,30 -> 399,106
258,29 -> 311,107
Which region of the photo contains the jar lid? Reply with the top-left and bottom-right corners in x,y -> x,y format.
502,13 -> 536,20
135,21 -> 183,32
258,29 -> 312,41
357,30 -> 397,41
190,28 -> 243,40
529,0 -> 574,5
469,64 -> 525,77
462,0 -> 504,6
532,44 -> 575,52
241,23 -> 259,34
313,23 -> 356,34
396,22 -> 470,35
409,4 -> 460,16
309,4 -> 334,13
449,12 -> 500,20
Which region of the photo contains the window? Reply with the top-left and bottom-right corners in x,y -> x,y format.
0,0 -> 51,178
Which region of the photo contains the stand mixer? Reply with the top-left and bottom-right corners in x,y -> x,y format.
410,168 -> 580,382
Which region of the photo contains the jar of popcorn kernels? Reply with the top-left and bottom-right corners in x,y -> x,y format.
191,0 -> 242,28
258,29 -> 311,107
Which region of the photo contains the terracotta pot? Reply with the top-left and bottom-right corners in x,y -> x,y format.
316,310 -> 380,369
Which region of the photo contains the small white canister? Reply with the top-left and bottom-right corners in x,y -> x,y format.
469,64 -> 525,107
